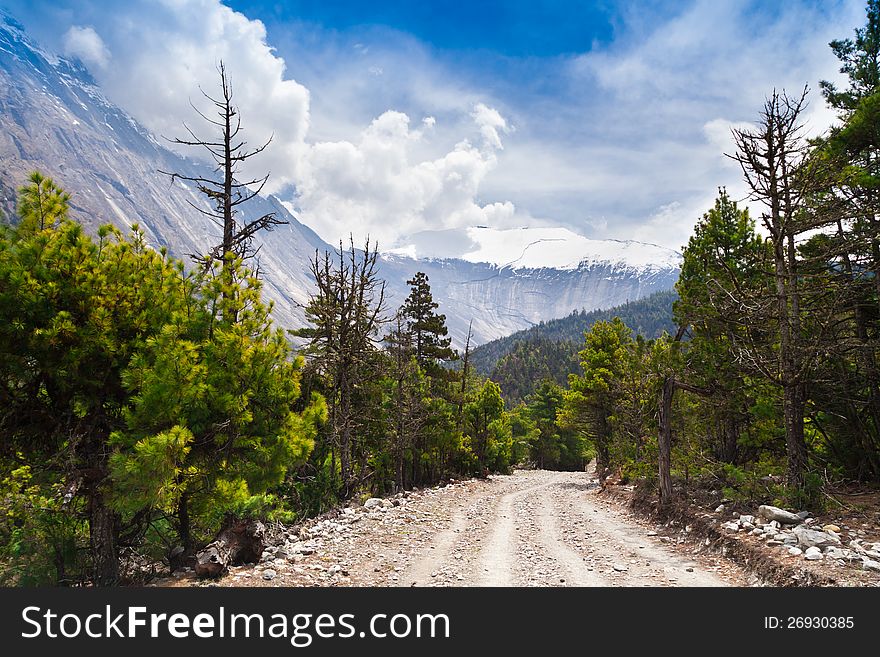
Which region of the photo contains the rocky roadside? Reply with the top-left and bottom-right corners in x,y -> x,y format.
149,478 -> 481,587
611,485 -> 880,587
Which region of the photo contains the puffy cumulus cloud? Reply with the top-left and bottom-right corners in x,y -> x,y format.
294,105 -> 520,249
62,26 -> 110,70
66,0 -> 310,195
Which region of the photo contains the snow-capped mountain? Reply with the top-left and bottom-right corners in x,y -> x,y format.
380,236 -> 679,346
0,12 -> 680,347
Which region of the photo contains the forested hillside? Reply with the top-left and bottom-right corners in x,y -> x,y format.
470,291 -> 676,404
471,290 -> 676,374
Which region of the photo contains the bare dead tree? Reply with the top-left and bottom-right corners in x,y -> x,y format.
728,87 -> 816,486
160,61 -> 286,269
295,237 -> 388,497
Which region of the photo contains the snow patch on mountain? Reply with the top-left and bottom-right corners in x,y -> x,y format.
388,225 -> 682,272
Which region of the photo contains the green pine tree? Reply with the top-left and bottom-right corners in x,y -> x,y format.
401,272 -> 456,376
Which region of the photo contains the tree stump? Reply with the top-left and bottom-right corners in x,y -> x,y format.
194,518 -> 266,578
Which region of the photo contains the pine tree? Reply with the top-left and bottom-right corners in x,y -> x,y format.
109,257 -> 324,552
400,272 -> 456,376
16,171 -> 69,233
675,190 -> 767,465
463,380 -> 506,473
0,201 -> 184,584
730,89 -> 816,486
558,318 -> 633,480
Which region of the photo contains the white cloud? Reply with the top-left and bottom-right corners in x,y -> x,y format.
702,118 -> 753,161
62,26 -> 109,69
630,201 -> 691,253
294,105 -> 521,248
48,0 -> 519,250
70,0 -> 310,196
471,102 -> 511,151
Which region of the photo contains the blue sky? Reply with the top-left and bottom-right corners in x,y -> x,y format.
0,0 -> 869,253
228,0 -> 620,56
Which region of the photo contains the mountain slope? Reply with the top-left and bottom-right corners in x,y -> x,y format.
0,12 -> 325,331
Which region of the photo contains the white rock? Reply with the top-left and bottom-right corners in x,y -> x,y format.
262,569 -> 277,580
722,521 -> 740,532
793,525 -> 841,549
714,504 -> 726,513
364,498 -> 384,509
804,547 -> 823,561
750,528 -> 764,536
824,547 -> 849,560
612,564 -> 628,572
758,505 -> 802,524
740,514 -> 755,525
787,547 -> 803,556
862,558 -> 880,572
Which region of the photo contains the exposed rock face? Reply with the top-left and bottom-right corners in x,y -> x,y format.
379,255 -> 679,346
0,13 -> 680,347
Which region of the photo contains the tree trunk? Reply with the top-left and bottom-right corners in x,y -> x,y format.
774,233 -> 807,487
339,378 -> 352,497
658,376 -> 674,507
195,518 -> 266,578
178,491 -> 192,552
784,383 -> 808,486
719,415 -> 739,465
88,484 -> 119,586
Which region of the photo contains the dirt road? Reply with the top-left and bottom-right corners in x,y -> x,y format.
165,468 -> 748,588
401,470 -> 739,587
